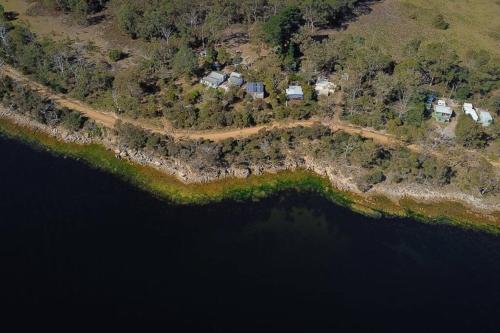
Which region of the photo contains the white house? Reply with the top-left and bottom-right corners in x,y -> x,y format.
433,99 -> 452,122
201,71 -> 227,88
463,103 -> 493,127
286,85 -> 304,100
463,103 -> 479,121
315,79 -> 336,96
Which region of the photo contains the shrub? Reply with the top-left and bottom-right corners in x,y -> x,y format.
108,49 -> 126,62
455,114 -> 489,148
432,14 -> 449,30
358,170 -> 386,192
61,109 -> 84,131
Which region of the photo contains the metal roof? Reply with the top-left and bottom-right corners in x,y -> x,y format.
479,110 -> 493,124
434,105 -> 452,115
286,85 -> 303,96
247,82 -> 264,93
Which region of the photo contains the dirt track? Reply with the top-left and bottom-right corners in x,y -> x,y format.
2,64 -> 499,168
1,65 -> 398,143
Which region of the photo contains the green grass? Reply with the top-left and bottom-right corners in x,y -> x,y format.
334,0 -> 500,60
0,116 -> 499,234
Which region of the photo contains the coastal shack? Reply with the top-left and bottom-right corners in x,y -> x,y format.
201,71 -> 227,89
286,85 -> 304,101
433,99 -> 453,122
246,82 -> 264,99
463,103 -> 479,121
221,72 -> 244,92
463,103 -> 493,127
228,72 -> 244,87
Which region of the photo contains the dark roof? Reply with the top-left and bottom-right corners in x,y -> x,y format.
247,82 -> 264,93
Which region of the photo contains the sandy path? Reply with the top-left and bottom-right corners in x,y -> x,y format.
2,65 -> 499,169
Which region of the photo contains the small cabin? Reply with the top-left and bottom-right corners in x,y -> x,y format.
228,72 -> 244,87
286,85 -> 304,100
246,82 -> 264,99
201,71 -> 227,88
433,99 -> 452,122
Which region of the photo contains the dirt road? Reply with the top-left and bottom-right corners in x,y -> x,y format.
0,65 -> 398,143
2,65 -> 499,168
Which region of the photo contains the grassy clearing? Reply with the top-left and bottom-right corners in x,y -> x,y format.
332,0 -> 500,60
0,116 -> 498,234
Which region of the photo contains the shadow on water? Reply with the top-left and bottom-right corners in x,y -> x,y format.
0,135 -> 500,332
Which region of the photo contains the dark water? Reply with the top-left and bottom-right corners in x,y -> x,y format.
1,135 -> 500,332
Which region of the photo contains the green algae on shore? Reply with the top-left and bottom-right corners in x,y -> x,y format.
0,116 -> 498,235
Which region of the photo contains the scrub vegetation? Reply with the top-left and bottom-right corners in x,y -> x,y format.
0,0 -> 498,227
1,116 -> 499,235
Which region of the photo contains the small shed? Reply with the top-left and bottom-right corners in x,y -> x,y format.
286,85 -> 304,100
315,79 -> 336,96
246,82 -> 264,99
433,100 -> 452,122
228,72 -> 244,87
201,71 -> 227,88
425,94 -> 437,111
479,110 -> 493,127
247,82 -> 264,99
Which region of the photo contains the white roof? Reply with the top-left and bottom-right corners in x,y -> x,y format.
437,100 -> 446,106
286,85 -> 303,95
230,72 -> 242,78
465,110 -> 478,121
463,103 -> 478,121
463,103 -> 474,110
434,105 -> 452,115
479,110 -> 493,123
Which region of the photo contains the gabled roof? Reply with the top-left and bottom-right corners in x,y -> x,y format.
207,71 -> 226,81
228,72 -> 244,86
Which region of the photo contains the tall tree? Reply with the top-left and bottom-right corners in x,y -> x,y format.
262,6 -> 302,52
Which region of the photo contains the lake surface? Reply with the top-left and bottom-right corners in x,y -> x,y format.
1,135 -> 500,332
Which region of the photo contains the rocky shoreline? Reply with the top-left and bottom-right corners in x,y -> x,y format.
1,106 -> 498,216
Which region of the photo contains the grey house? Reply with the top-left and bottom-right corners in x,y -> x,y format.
246,82 -> 265,99
201,71 -> 227,88
228,72 -> 244,87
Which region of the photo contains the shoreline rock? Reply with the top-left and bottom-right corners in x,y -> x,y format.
1,107 -> 498,215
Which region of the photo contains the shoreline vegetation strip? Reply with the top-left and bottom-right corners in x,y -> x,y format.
1,116 -> 499,235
